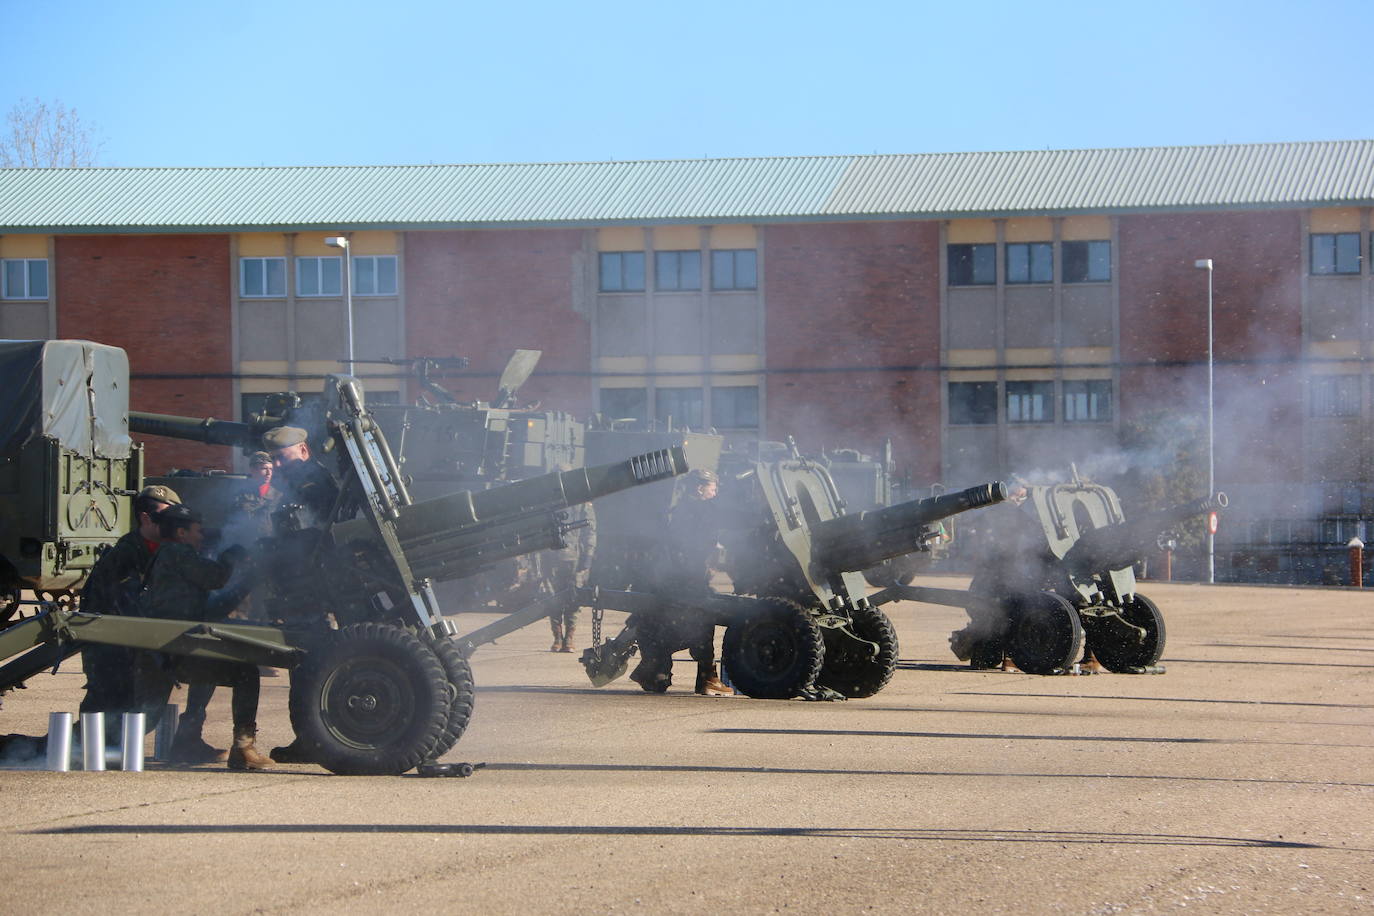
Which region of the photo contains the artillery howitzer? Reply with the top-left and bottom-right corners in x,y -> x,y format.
875,469 -> 1226,675
2,362 -> 686,774
575,444 -> 1006,700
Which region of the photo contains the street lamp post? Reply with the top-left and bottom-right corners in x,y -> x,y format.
325,236 -> 353,364
1194,258 -> 1215,584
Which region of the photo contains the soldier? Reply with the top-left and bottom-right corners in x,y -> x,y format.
134,503 -> 269,770
628,468 -> 734,696
262,426 -> 339,527
77,484 -> 182,725
544,496 -> 596,652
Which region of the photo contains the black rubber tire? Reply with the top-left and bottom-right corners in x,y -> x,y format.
423,638 -> 477,761
289,623 -> 452,776
1008,592 -> 1085,676
1087,593 -> 1166,672
816,604 -> 899,698
722,599 -> 824,700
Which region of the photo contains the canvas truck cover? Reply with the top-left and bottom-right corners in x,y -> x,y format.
0,340 -> 131,459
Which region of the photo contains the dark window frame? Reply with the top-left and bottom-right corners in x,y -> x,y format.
1006,380 -> 1055,423
947,243 -> 997,286
0,257 -> 49,299
948,381 -> 999,425
1309,375 -> 1361,417
654,387 -> 705,429
1062,379 -> 1113,422
352,255 -> 399,297
1062,240 -> 1112,283
1310,233 -> 1361,276
710,386 -> 759,430
655,250 -> 702,291
710,249 -> 757,290
1006,242 -> 1053,285
599,251 -> 646,292
599,388 -> 649,427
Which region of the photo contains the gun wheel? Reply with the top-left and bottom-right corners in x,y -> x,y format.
1087,593 -> 1166,672
289,623 -> 451,776
1008,592 -> 1084,676
817,604 -> 899,698
722,598 -> 824,700
424,638 -> 477,761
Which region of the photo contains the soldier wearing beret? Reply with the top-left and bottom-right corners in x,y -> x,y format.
77,485 -> 182,725
263,426 -> 340,527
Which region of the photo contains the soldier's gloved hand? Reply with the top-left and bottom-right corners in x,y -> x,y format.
575,569 -> 591,588
217,544 -> 250,568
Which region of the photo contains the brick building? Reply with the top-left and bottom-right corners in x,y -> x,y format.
1,141 -> 1372,581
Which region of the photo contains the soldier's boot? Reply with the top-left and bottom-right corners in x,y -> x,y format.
629,660 -> 671,693
269,737 -> 315,764
550,618 -> 565,652
559,623 -> 576,653
695,663 -> 734,697
228,724 -> 271,771
168,713 -> 228,764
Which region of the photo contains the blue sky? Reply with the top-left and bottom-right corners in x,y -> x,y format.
3,0 -> 1370,167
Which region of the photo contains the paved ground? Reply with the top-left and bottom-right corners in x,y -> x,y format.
2,579 -> 1371,914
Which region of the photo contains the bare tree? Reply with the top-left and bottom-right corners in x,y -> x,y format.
0,98 -> 104,168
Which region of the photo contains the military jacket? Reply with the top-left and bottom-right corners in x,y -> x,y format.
135,542 -> 235,622
551,503 -> 597,571
81,531 -> 157,615
277,459 -> 339,527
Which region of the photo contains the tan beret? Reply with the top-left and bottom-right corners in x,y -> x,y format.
263,426 -> 308,450
138,484 -> 182,505
248,450 -> 273,467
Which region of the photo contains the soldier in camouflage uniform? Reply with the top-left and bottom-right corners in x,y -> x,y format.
77,485 -> 181,726
544,498 -> 596,652
628,469 -> 734,696
134,504 -> 269,770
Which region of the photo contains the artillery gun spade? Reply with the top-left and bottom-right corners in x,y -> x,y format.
572,447 -> 1006,701
4,366 -> 685,774
875,469 -> 1226,675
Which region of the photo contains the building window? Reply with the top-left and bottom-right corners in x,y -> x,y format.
1062,240 -> 1111,283
948,381 -> 998,425
655,251 -> 701,291
655,387 -> 704,428
947,244 -> 996,286
1310,233 -> 1361,275
240,257 -> 286,298
710,250 -> 757,290
0,258 -> 48,299
352,255 -> 398,296
296,257 -> 342,297
599,252 -> 645,292
1063,379 -> 1113,422
1310,375 -> 1360,417
710,386 -> 759,429
599,388 -> 648,426
1007,381 -> 1054,423
1006,242 -> 1052,284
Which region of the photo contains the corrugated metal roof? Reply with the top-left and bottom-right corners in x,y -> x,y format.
1,141 -> 1371,233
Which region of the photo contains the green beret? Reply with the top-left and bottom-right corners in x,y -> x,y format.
248,450 -> 273,467
138,484 -> 182,505
263,426 -> 308,450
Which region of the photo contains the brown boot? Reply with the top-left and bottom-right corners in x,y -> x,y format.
168,716 -> 228,764
695,665 -> 734,697
550,617 -> 564,652
228,725 -> 271,771
559,625 -> 576,653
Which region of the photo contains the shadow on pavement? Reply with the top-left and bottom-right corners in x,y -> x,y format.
28,823 -> 1336,849
707,727 -> 1372,749
951,692 -> 1372,709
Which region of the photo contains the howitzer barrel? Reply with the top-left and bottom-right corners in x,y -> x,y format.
1062,492 -> 1228,573
130,411 -> 265,450
812,481 -> 1008,573
342,447 -> 689,582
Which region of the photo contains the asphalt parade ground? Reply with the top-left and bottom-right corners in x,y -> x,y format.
2,579 -> 1371,914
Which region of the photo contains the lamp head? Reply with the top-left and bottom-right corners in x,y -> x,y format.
324,236 -> 349,249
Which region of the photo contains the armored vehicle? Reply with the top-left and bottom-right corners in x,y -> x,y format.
875,469 -> 1226,675
0,340 -> 142,623
3,352 -> 686,774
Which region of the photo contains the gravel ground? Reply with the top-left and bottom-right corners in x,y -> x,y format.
2,578 -> 1370,915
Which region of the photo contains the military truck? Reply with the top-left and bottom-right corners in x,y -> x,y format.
0,340 -> 142,626
873,469 -> 1226,675
2,348 -> 686,774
